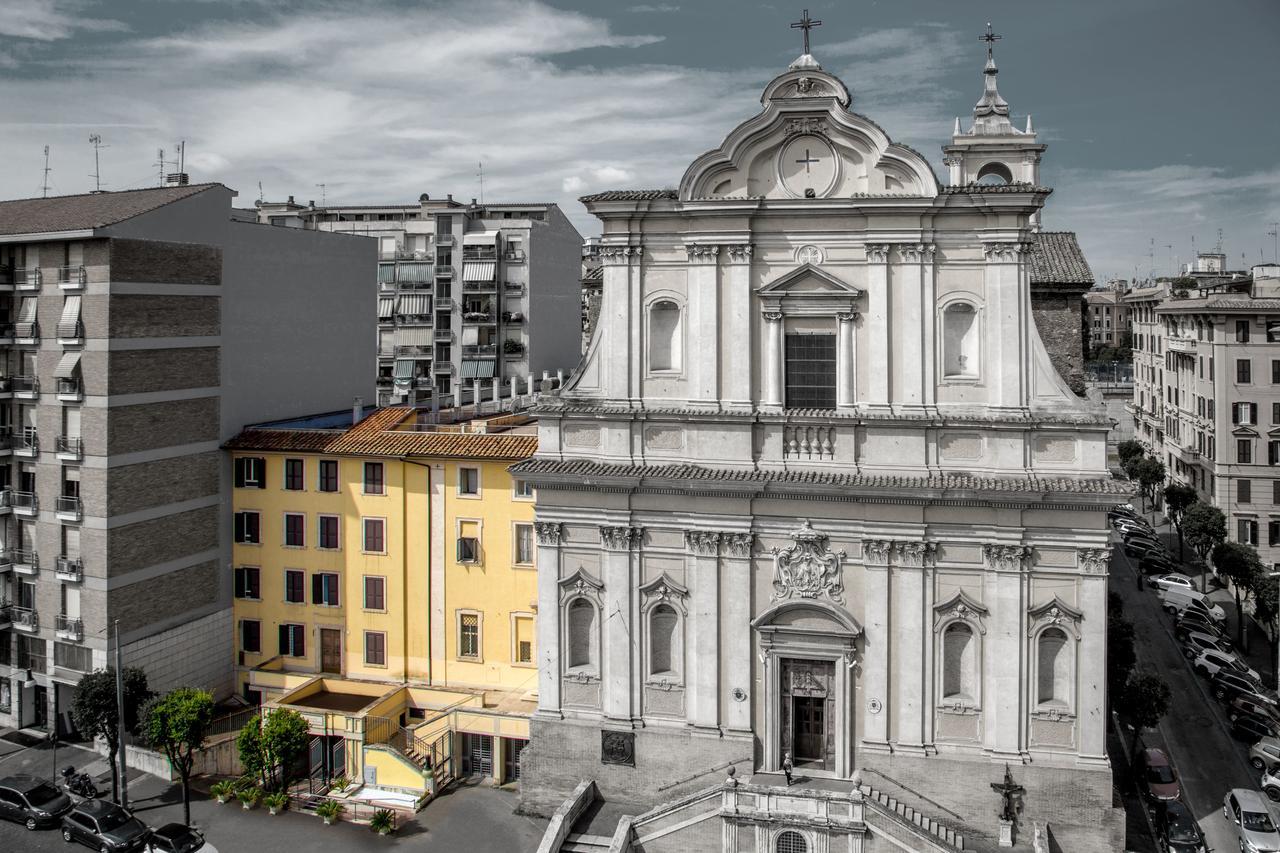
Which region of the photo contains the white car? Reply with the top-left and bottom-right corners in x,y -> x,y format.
1194,648 -> 1261,682
1263,767 -> 1280,802
1224,789 -> 1280,852
1151,573 -> 1197,593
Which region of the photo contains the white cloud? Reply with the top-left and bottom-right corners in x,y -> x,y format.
628,4 -> 680,11
0,0 -> 126,41
562,176 -> 587,193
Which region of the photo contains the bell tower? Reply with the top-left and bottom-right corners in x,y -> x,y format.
943,23 -> 1046,190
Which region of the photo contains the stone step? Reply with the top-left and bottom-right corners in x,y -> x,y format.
561,832 -> 613,853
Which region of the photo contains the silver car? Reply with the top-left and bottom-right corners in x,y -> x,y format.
1223,788 -> 1280,851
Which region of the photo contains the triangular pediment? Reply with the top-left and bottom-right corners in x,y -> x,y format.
760,264 -> 861,297
1233,425 -> 1260,437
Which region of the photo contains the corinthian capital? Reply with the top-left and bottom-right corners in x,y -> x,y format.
864,243 -> 891,264
685,243 -> 720,264
600,525 -> 643,551
684,530 -> 721,557
534,522 -> 564,546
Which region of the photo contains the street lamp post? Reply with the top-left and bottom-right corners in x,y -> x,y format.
115,620 -> 128,809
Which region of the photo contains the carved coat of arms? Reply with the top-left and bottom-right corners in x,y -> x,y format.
772,519 -> 846,603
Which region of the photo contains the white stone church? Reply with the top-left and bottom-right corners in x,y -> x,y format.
518,24 -> 1125,853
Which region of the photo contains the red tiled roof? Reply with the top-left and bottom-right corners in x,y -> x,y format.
0,184 -> 222,236
1028,232 -> 1094,286
223,430 -> 340,452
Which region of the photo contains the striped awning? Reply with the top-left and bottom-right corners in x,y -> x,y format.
377,264 -> 397,283
58,295 -> 82,337
461,360 -> 497,379
393,327 -> 434,347
396,262 -> 433,283
54,351 -> 81,379
462,261 -> 495,282
16,296 -> 37,323
377,296 -> 395,320
397,293 -> 431,315
393,359 -> 415,380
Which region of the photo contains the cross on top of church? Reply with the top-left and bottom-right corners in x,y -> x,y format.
791,9 -> 822,55
980,21 -> 1002,59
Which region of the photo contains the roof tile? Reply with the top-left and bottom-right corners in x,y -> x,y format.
0,184 -> 221,236
1028,231 -> 1094,286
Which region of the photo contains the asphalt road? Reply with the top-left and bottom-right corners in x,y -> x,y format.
1111,520 -> 1264,853
0,739 -> 546,853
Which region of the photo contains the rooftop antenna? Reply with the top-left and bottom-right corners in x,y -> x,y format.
258,182 -> 264,203
1268,222 -> 1278,262
315,183 -> 326,206
1216,227 -> 1224,253
165,140 -> 189,186
88,134 -> 107,192
476,162 -> 484,205
155,148 -> 167,187
1165,244 -> 1174,276
40,145 -> 51,198
1148,238 -> 1155,280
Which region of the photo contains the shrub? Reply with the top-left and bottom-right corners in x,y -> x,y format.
315,800 -> 345,824
370,809 -> 395,835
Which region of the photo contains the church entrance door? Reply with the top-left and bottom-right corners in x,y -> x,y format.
792,696 -> 825,764
780,658 -> 834,771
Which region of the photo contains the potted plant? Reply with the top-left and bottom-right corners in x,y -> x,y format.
329,775 -> 348,796
369,809 -> 395,836
263,791 -> 288,815
237,786 -> 261,810
315,800 -> 345,826
210,780 -> 234,804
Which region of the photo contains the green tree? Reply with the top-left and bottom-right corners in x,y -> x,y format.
1213,541 -> 1265,648
70,668 -> 152,804
1107,592 -> 1137,707
237,716 -> 268,789
144,688 -> 215,826
1162,483 -> 1199,561
262,708 -> 310,790
1119,671 -> 1172,733
1117,440 -> 1146,468
1183,502 -> 1227,591
1133,457 -> 1166,512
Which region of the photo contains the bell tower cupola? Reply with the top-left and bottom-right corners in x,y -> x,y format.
942,22 -> 1046,188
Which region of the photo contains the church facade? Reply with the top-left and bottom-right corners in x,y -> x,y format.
518,34 -> 1125,853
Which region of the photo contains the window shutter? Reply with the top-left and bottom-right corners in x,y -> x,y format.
234,458 -> 246,488
255,458 -> 267,488
294,626 -> 305,657
247,513 -> 259,542
279,625 -> 289,655
326,574 -> 339,607
312,574 -> 323,604
1233,403 -> 1241,424
234,567 -> 245,598
234,513 -> 245,542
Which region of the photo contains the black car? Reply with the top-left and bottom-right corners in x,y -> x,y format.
1139,554 -> 1176,574
1213,670 -> 1271,704
148,823 -> 212,853
1124,540 -> 1165,559
61,800 -> 150,852
1154,799 -> 1207,853
1176,611 -> 1228,641
1233,712 -> 1280,743
0,774 -> 72,830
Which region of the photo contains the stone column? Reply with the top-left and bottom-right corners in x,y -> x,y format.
864,244 -> 891,407
685,530 -> 721,732
722,532 -> 754,733
895,244 -> 929,407
762,312 -> 784,406
1077,548 -> 1111,762
601,525 -> 642,723
836,311 -> 858,408
686,244 -> 720,403
982,242 -> 1028,409
921,244 -> 938,407
860,540 -> 892,751
599,245 -> 639,400
723,245 -> 753,407
892,544 -> 928,753
982,544 -> 1031,758
533,522 -> 565,717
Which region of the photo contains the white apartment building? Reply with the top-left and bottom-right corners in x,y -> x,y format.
255,195 -> 582,407
1127,261 -> 1280,567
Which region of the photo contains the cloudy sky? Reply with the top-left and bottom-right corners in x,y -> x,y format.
2,0 -> 1277,281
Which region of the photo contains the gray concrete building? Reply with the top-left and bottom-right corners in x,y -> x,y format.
0,183 -> 372,733
254,195 -> 582,408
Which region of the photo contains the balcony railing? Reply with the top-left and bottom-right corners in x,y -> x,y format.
503,341 -> 526,357
434,329 -> 453,341
14,323 -> 38,343
16,427 -> 37,456
56,495 -> 83,520
433,362 -> 455,374
435,234 -> 455,246
11,491 -> 37,514
504,249 -> 526,262
0,323 -> 13,340
0,604 -> 9,629
462,344 -> 497,357
501,311 -> 525,324
0,430 -> 11,452
12,550 -> 37,575
462,281 -> 496,292
55,614 -> 84,642
56,557 -> 83,582
58,266 -> 86,288
14,268 -> 40,289
462,311 -> 495,325
57,378 -> 83,401
504,281 -> 524,294
11,376 -> 38,396
56,319 -> 84,342
435,297 -> 455,310
11,606 -> 37,632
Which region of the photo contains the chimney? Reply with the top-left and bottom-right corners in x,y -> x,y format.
308,200 -> 315,209
287,195 -> 295,204
447,193 -> 453,202
352,397 -> 363,425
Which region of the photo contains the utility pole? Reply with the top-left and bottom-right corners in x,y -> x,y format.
477,162 -> 484,204
88,135 -> 107,192
155,148 -> 167,187
115,620 -> 128,809
315,183 -> 327,206
40,146 -> 51,198
1269,223 -> 1278,263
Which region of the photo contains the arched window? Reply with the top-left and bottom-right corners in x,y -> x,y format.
567,599 -> 596,670
942,622 -> 976,703
649,300 -> 681,372
942,302 -> 979,378
776,830 -> 808,853
649,604 -> 678,676
1037,628 -> 1071,707
975,162 -> 1013,185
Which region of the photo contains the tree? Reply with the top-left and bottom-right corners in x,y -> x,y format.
1119,671 -> 1172,733
144,688 -> 215,826
1117,440 -> 1145,469
1183,502 -> 1227,592
1133,457 -> 1166,512
70,668 -> 152,804
1213,541 -> 1265,648
1107,592 -> 1137,706
237,717 -> 268,789
261,708 -> 310,790
1162,483 -> 1199,561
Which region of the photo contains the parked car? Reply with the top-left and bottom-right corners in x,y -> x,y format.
0,774 -> 73,830
1224,788 -> 1280,853
1179,630 -> 1233,660
1232,712 -> 1280,743
1124,539 -> 1165,559
1263,766 -> 1280,801
1139,554 -> 1177,575
1116,521 -> 1156,538
1233,697 -> 1280,724
1152,573 -> 1197,594
61,800 -> 150,852
1211,670 -> 1274,704
1175,611 -> 1229,642
1194,649 -> 1261,682
1182,595 -> 1228,624
1123,528 -> 1162,546
1137,748 -> 1181,802
147,823 -> 218,853
1251,737 -> 1280,771
1153,798 -> 1207,852
1160,587 -> 1226,622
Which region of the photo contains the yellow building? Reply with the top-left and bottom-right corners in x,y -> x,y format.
224,407 -> 539,798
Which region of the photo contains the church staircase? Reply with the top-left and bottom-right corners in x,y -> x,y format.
857,779 -> 967,851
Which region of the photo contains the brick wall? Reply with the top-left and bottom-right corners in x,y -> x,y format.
106,347 -> 219,395
108,238 -> 221,285
1032,288 -> 1088,395
105,505 -> 219,577
106,451 -> 219,516
106,396 -> 219,455
107,295 -> 220,338
108,559 -> 219,636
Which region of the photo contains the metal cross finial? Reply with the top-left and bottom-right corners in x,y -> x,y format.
980,21 -> 1002,59
791,9 -> 822,55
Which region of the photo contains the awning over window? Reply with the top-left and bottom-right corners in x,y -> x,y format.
397,293 -> 430,315
377,296 -> 395,320
393,327 -> 433,347
57,295 -> 82,337
377,263 -> 397,283
462,230 -> 498,244
16,296 -> 37,323
461,360 -> 497,379
396,262 -> 433,283
462,261 -> 495,282
461,326 -> 480,346
54,351 -> 81,379
393,359 -> 415,381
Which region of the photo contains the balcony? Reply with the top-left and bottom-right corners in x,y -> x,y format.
504,249 -> 526,263
462,310 -> 495,325
504,281 -> 524,295
501,311 -> 525,324
0,323 -> 12,344
12,550 -> 38,576
376,374 -> 394,387
462,344 -> 497,357
14,268 -> 40,290
462,281 -> 497,293
55,614 -> 84,642
11,376 -> 38,399
15,428 -> 37,458
57,378 -> 84,402
433,362 -> 455,374
435,297 -> 455,311
11,491 -> 37,517
11,606 -> 37,632
56,495 -> 83,522
503,340 -> 527,358
55,557 -> 83,582
0,430 -> 11,457
56,319 -> 84,345
1167,335 -> 1196,353
0,604 -> 9,629
0,488 -> 9,515
58,266 -> 86,290
434,329 -> 454,342
14,323 -> 39,345
435,234 -> 455,246
0,266 -> 12,290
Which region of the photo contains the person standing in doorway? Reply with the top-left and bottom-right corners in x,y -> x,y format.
782,752 -> 794,786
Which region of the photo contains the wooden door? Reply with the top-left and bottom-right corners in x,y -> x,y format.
319,628 -> 342,674
792,696 -> 825,765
